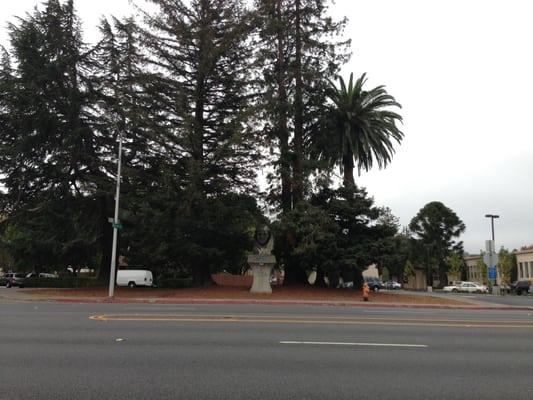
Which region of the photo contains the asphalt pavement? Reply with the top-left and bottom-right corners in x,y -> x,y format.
2,301 -> 533,400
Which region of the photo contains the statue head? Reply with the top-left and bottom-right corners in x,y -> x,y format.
254,224 -> 271,247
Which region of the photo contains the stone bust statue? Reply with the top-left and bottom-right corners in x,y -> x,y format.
253,224 -> 274,255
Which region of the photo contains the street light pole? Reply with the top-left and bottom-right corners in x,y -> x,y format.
484,214 -> 500,286
484,214 -> 499,243
108,127 -> 123,298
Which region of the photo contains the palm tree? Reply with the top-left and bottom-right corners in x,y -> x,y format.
313,73 -> 404,186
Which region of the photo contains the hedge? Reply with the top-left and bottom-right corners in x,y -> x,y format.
24,277 -> 105,288
156,277 -> 194,288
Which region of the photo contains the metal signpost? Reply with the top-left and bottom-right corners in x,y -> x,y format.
483,240 -> 498,284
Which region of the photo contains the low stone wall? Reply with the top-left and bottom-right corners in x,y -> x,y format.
211,273 -> 253,288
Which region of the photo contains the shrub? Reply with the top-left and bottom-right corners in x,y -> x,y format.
156,277 -> 194,288
24,277 -> 104,288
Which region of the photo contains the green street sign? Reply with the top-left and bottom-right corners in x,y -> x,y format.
112,222 -> 123,230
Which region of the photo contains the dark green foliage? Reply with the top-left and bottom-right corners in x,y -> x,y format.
1,0 -> 97,203
91,15 -> 171,280
375,233 -> 414,281
121,190 -> 263,284
0,1 -> 413,290
312,73 -> 404,186
24,276 -> 103,288
409,201 -> 466,285
255,0 -> 350,211
0,1 -> 106,273
1,197 -> 99,271
273,201 -> 339,284
276,185 -> 399,286
129,0 -> 262,284
140,0 -> 259,199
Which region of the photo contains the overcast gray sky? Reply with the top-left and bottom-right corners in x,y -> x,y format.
1,0 -> 532,254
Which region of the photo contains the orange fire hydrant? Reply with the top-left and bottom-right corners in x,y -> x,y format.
362,282 -> 370,301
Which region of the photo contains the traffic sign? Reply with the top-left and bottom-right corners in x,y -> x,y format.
112,222 -> 123,230
483,252 -> 498,267
488,266 -> 497,280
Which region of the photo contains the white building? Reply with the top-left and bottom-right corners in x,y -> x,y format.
516,247 -> 533,281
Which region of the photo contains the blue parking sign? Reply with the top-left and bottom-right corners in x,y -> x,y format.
488,266 -> 497,280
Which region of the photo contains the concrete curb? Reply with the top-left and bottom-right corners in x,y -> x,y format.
45,296 -> 533,311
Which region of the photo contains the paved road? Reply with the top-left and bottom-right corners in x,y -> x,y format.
442,292 -> 533,307
2,301 -> 533,400
387,288 -> 533,307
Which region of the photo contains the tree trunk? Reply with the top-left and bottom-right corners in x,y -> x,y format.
276,0 -> 292,213
190,3 -> 208,204
192,264 -> 212,286
292,0 -> 304,205
283,263 -> 308,285
342,151 -> 355,187
314,269 -> 327,287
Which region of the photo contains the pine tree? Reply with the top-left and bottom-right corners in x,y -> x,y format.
138,0 -> 259,284
91,16 -> 171,280
255,0 -> 350,283
0,0 -> 101,270
256,0 -> 350,208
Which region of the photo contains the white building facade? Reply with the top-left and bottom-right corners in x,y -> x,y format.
516,248 -> 533,281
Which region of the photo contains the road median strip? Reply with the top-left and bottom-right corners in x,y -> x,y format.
88,313 -> 533,328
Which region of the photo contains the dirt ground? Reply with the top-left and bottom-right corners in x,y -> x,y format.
28,285 -> 466,305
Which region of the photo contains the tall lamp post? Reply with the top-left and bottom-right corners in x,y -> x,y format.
108,127 -> 123,298
99,100 -> 124,299
484,214 -> 500,285
484,214 -> 499,243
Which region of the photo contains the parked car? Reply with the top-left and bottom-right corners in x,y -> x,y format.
444,282 -> 487,293
457,282 -> 488,294
116,270 -> 154,288
364,277 -> 384,292
2,272 -> 26,288
384,280 -> 401,290
26,272 -> 59,279
443,283 -> 460,293
511,280 -> 531,295
498,283 -> 511,294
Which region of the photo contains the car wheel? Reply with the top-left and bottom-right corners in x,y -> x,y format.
517,290 -> 522,296
128,281 -> 136,288
6,281 -> 11,288
373,286 -> 379,292
452,289 -> 458,293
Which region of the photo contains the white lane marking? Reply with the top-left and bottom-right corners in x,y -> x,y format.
279,341 -> 427,348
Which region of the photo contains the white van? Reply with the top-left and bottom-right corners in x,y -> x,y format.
116,270 -> 153,287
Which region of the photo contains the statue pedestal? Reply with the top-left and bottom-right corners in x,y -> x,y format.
248,254 -> 276,294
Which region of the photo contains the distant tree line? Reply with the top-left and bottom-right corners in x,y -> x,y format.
0,0 -> 464,288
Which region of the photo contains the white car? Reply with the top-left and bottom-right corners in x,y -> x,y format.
458,282 -> 488,293
443,283 -> 460,292
443,282 -> 488,293
385,281 -> 402,290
